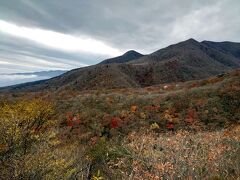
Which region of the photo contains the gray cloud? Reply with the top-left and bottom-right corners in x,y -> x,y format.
0,32 -> 107,73
0,0 -> 240,73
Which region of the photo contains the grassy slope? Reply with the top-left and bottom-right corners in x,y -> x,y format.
55,69 -> 240,132
0,70 -> 239,179
52,69 -> 240,179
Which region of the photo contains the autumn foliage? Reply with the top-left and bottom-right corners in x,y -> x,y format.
66,112 -> 81,127
110,117 -> 121,129
130,105 -> 137,113
0,99 -> 77,179
185,108 -> 198,124
0,70 -> 239,179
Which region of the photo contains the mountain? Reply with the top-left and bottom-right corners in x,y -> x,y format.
99,50 -> 144,64
11,70 -> 67,77
1,39 -> 240,93
131,38 -> 240,67
0,70 -> 66,88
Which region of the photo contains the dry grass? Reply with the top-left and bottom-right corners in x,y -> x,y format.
111,126 -> 240,179
0,70 -> 239,179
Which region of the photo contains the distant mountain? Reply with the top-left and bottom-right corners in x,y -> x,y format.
1,39 -> 240,92
99,50 -> 144,64
11,70 -> 67,77
0,70 -> 66,87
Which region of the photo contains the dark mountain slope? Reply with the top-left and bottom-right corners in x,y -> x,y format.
131,39 -> 240,67
1,39 -> 240,93
202,41 -> 240,59
99,50 -> 144,64
128,38 -> 240,80
0,65 -> 140,92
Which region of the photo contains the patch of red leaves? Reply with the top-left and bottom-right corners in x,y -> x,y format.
110,117 -> 121,129
66,112 -> 81,127
166,122 -> 174,131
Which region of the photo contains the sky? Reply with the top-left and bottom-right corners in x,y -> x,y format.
0,0 -> 240,75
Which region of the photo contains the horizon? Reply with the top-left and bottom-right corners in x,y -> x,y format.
0,37 -> 240,87
0,0 -> 240,87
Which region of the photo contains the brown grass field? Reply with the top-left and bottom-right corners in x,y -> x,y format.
0,70 -> 239,179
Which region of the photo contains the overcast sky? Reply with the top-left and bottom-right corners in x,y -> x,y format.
0,0 -> 240,73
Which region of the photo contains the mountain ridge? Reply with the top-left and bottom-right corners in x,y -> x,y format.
1,39 -> 240,93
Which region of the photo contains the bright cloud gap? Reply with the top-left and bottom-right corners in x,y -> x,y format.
0,74 -> 47,87
0,20 -> 122,56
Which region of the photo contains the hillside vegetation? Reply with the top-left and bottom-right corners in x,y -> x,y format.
0,69 -> 239,179
1,39 -> 240,93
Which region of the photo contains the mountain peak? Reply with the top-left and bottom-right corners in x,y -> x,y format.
184,38 -> 199,44
123,50 -> 141,56
171,38 -> 200,48
99,50 -> 143,64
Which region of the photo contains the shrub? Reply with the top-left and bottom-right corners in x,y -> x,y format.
0,99 -> 77,179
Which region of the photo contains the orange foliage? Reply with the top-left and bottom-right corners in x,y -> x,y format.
130,105 -> 137,113
186,108 -> 198,124
106,97 -> 114,104
164,109 -> 179,122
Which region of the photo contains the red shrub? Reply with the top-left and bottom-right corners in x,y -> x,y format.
166,122 -> 174,131
66,112 -> 81,127
191,83 -> 198,88
66,112 -> 73,127
110,117 -> 121,129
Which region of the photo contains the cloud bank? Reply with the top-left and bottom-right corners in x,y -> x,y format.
0,0 -> 239,73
